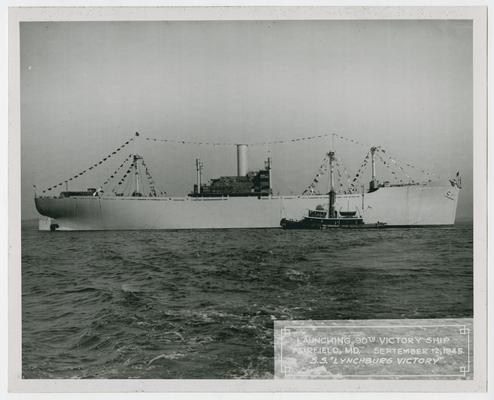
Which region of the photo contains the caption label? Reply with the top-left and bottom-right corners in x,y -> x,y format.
274,319 -> 472,379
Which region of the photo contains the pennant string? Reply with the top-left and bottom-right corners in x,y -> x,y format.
40,136 -> 136,194
38,131 -> 440,197
99,154 -> 134,193
144,133 -> 336,147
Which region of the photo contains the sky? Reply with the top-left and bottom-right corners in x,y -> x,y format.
20,20 -> 472,221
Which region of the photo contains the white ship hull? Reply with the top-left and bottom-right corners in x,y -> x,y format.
35,183 -> 460,231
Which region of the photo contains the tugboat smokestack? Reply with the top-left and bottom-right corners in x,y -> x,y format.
329,190 -> 336,218
237,144 -> 248,176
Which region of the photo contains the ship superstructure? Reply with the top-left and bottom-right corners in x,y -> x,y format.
34,132 -> 461,231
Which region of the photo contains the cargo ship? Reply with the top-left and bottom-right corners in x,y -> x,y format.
34,133 -> 461,231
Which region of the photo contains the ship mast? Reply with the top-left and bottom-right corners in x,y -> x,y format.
327,135 -> 336,218
196,158 -> 203,194
132,154 -> 143,196
134,155 -> 140,194
370,146 -> 378,190
267,156 -> 272,194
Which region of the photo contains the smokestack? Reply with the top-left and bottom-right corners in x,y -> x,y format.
236,144 -> 248,176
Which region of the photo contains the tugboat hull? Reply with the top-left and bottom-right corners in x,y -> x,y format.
280,217 -> 387,230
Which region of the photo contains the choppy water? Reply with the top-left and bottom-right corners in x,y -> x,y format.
22,222 -> 472,379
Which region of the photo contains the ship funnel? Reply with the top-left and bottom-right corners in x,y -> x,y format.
236,144 -> 248,176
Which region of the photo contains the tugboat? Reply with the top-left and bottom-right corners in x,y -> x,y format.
280,209 -> 387,229
280,147 -> 387,230
280,209 -> 364,229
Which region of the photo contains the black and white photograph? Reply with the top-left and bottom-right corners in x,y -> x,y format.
8,5 -> 487,393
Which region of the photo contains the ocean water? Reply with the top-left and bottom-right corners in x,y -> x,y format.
21,222 -> 473,379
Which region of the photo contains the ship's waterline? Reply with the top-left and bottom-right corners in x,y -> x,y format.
35,183 -> 459,231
